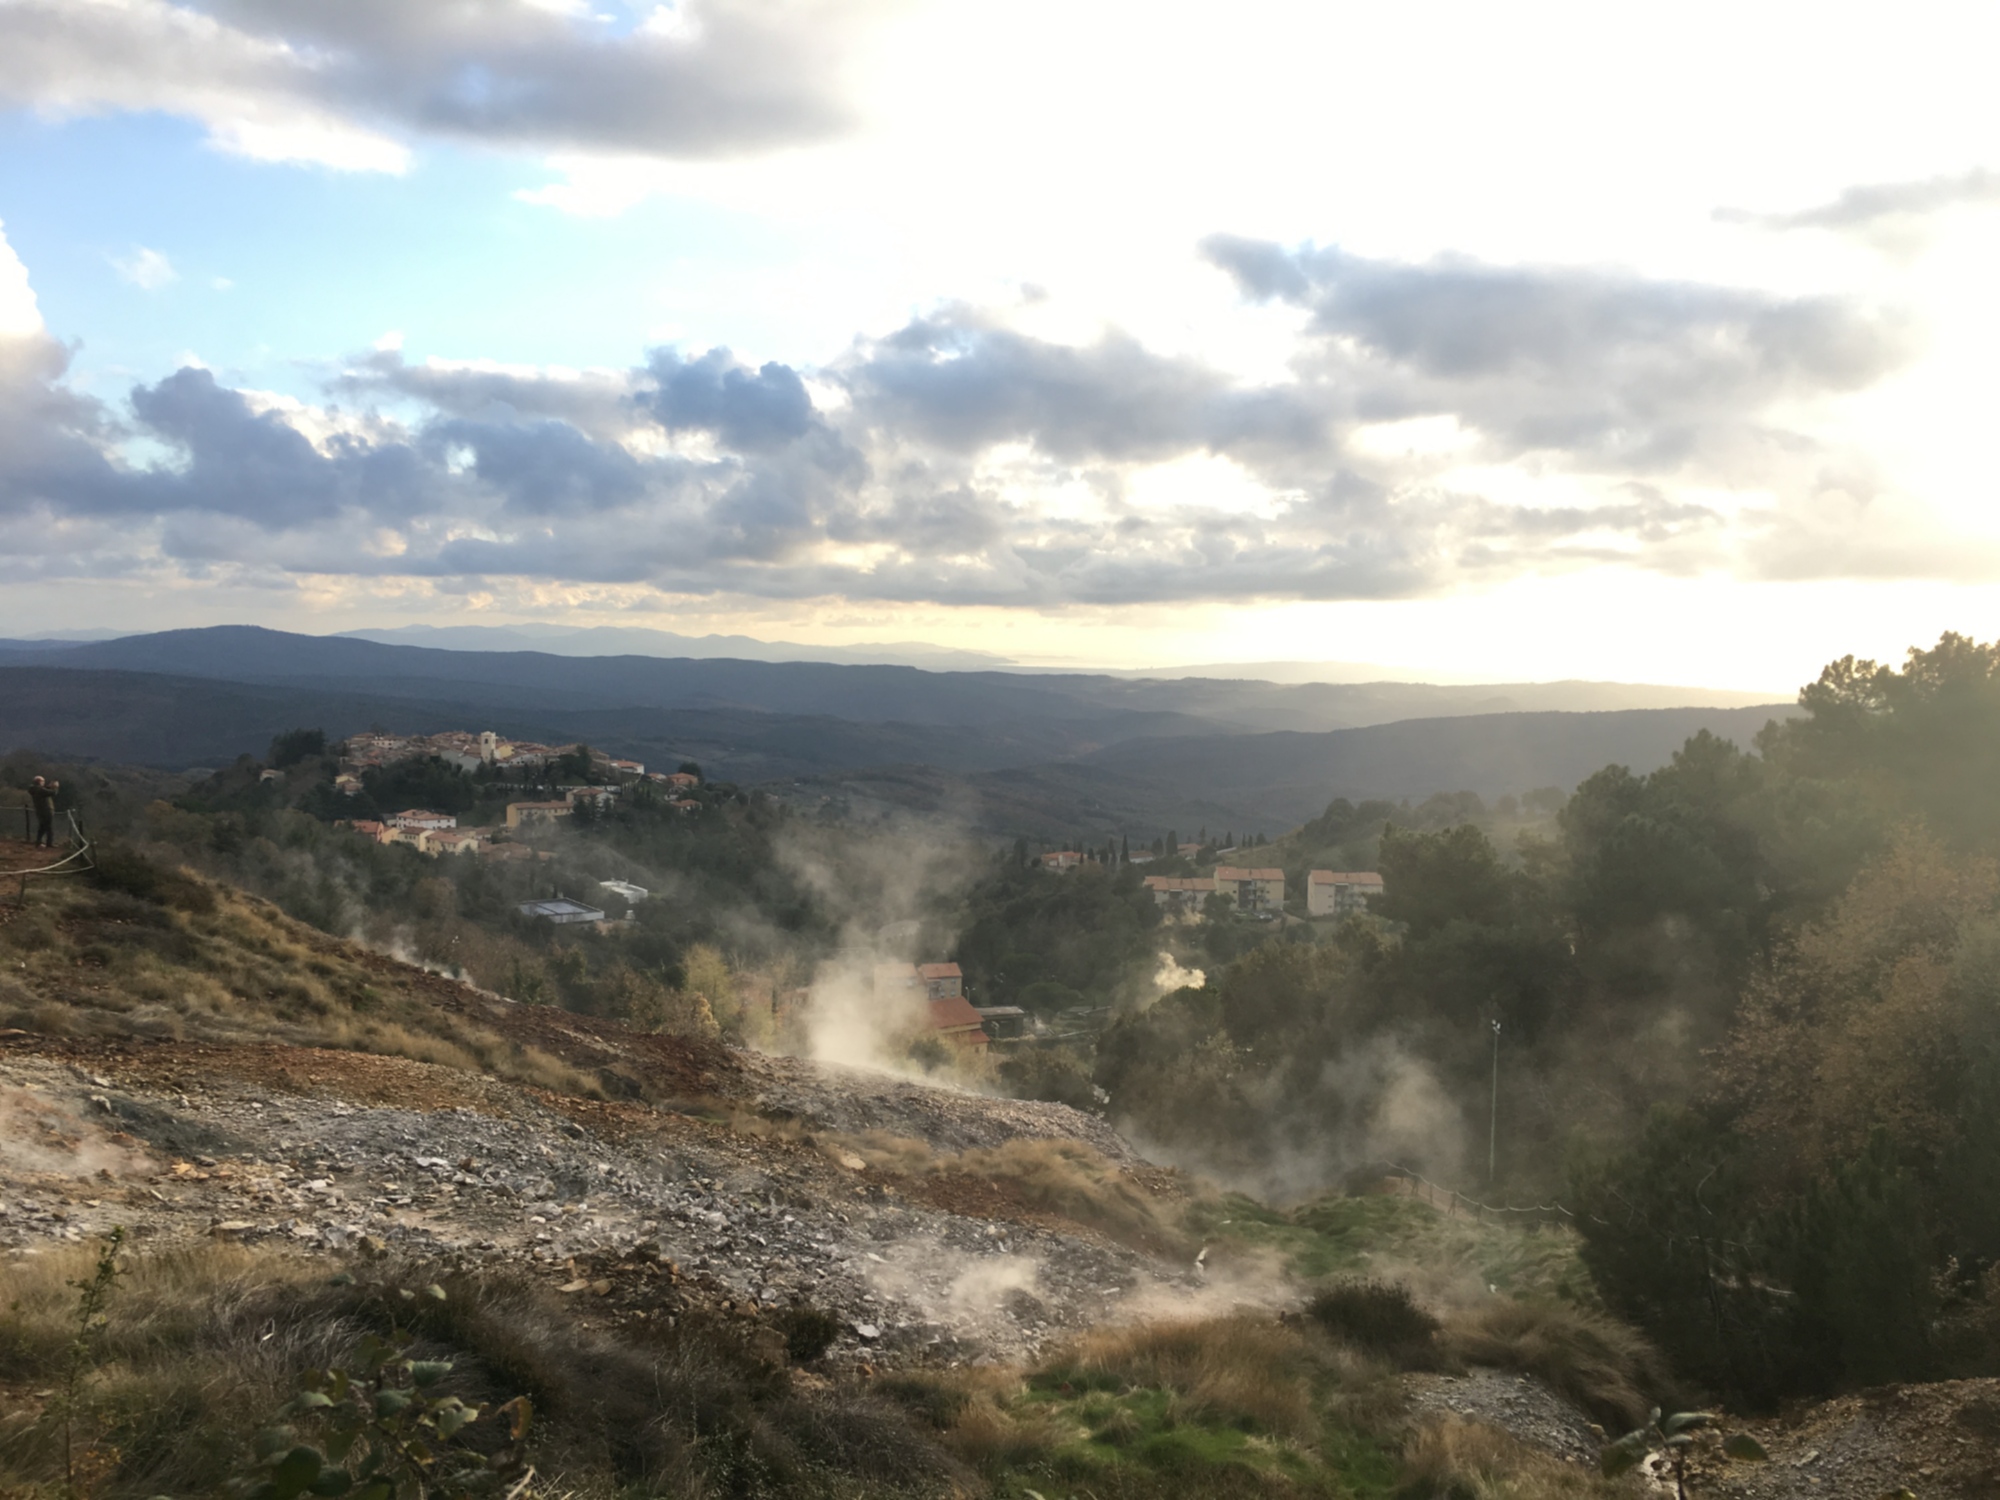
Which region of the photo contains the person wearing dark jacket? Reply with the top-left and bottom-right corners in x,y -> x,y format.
28,776 -> 57,848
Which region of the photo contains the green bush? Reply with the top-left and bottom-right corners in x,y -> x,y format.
1303,1280 -> 1439,1365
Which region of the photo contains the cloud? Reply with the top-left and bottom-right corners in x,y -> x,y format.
641,346 -> 820,452
1717,168 -> 2000,250
1200,236 -> 1913,479
0,231 -> 1947,605
0,222 -> 42,336
0,0 -> 881,173
111,246 -> 177,290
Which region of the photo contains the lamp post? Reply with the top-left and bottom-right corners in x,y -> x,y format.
1488,1018 -> 1502,1186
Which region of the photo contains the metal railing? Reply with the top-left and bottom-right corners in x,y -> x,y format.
8,807 -> 95,904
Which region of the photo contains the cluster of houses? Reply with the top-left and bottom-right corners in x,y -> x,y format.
332,729 -> 700,808
1037,843 -> 1389,922
329,728 -> 709,858
341,729 -> 648,779
336,778 -> 703,861
1141,866 -> 1384,918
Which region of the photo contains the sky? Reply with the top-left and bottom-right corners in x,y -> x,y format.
1,0 -> 1998,690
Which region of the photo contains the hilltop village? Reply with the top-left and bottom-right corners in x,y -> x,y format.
207,724 -> 1399,1059
325,728 -> 703,863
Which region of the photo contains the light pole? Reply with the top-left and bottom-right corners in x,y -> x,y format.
1488,1018 -> 1502,1186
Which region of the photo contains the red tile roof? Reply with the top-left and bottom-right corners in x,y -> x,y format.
1309,870 -> 1384,885
917,962 -> 962,980
928,996 -> 989,1042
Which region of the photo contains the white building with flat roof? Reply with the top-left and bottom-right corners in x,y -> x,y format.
1308,870 -> 1384,917
518,897 -> 605,925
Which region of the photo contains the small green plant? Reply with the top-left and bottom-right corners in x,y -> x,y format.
1600,1408 -> 1766,1498
233,1285 -> 533,1500
773,1304 -> 842,1365
45,1226 -> 126,1500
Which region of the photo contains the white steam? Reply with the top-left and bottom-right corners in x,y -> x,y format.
863,1235 -> 1046,1340
799,949 -> 931,1072
774,811 -> 983,1078
1149,951 -> 1205,1001
0,1085 -> 157,1178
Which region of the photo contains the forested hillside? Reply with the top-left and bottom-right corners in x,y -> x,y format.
11,631 -> 2000,1418
1098,632 -> 2000,1408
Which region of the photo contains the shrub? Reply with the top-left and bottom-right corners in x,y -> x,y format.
774,1304 -> 842,1365
1304,1280 -> 1440,1365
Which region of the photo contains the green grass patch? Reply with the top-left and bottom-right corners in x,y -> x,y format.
1189,1192 -> 1597,1304
1002,1381 -> 1395,1498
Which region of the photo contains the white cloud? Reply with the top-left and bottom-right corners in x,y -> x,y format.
111,246 -> 177,290
0,221 -> 42,336
0,0 -> 883,173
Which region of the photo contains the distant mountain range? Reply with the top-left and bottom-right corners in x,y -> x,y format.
0,625 -> 1798,836
330,623 -> 1018,672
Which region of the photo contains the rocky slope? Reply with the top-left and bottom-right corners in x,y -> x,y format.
0,1025 -> 1204,1371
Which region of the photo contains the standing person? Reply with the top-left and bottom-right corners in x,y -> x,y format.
28,775 -> 56,848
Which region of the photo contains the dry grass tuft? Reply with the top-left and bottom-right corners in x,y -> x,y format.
1400,1416 -> 1632,1499
1441,1300 -> 1676,1432
1,1243 -> 964,1500
925,1374 -> 1071,1477
0,867 -> 605,1101
1042,1314 -> 1320,1441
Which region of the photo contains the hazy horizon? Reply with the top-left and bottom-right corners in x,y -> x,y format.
0,617 -> 1796,697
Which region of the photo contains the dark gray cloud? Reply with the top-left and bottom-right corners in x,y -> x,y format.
0,336 -> 130,519
641,347 -> 818,451
0,0 -> 875,164
1201,235 -> 1913,473
333,352 -> 640,441
427,415 -> 661,517
127,368 -> 437,523
843,309 -> 1329,464
1717,168 -> 2000,235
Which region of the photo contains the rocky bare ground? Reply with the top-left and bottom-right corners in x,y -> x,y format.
1405,1368 -> 1604,1467
7,1015 -> 1995,1497
0,1037 -> 1196,1369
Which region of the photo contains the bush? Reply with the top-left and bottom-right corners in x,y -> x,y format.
91,843 -> 213,913
1304,1280 -> 1440,1366
774,1304 -> 842,1365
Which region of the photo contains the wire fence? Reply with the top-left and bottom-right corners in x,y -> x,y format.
1375,1161 -> 1573,1224
7,806 -> 96,904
